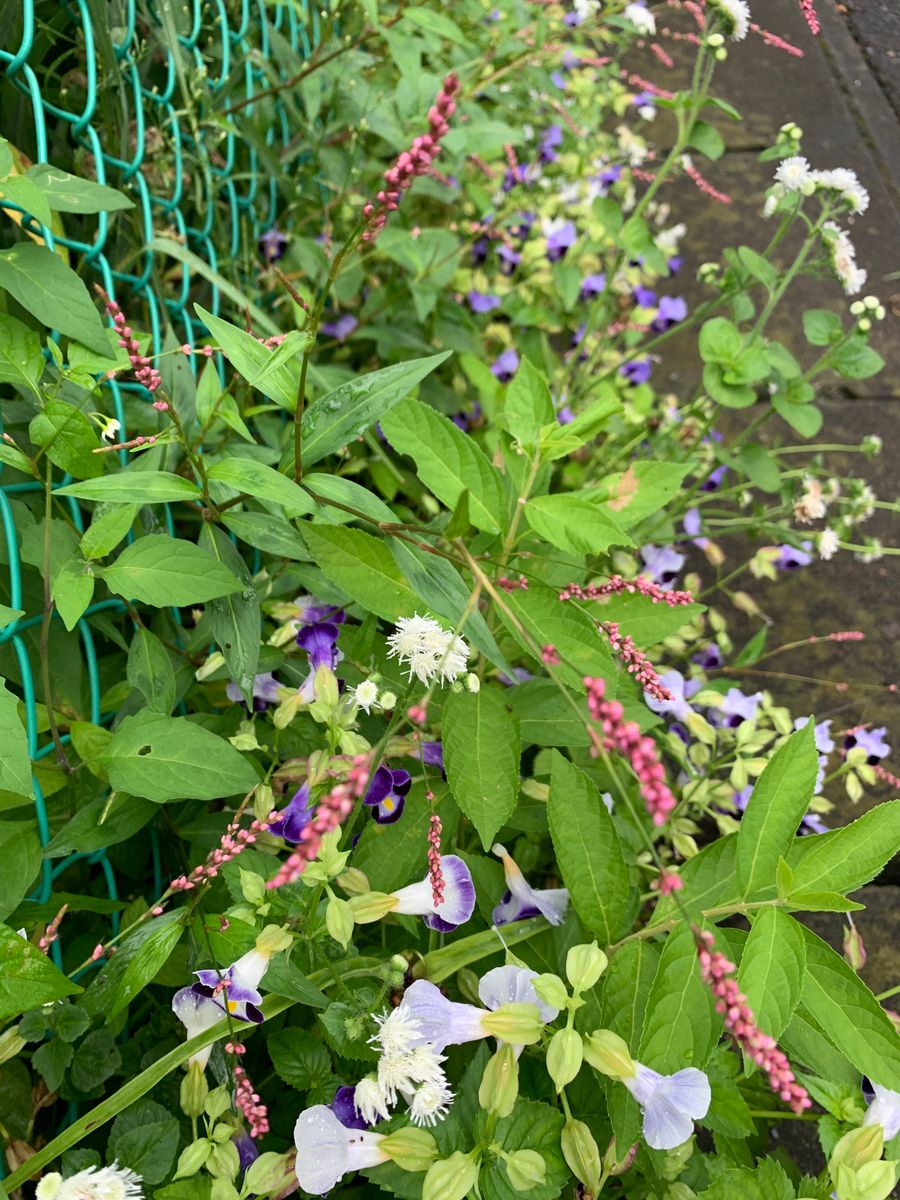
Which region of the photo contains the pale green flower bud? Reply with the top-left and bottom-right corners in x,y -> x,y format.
255,924 -> 293,956
326,895 -> 354,948
830,1125 -> 885,1172
565,942 -> 608,993
210,1179 -> 240,1200
336,867 -> 371,896
349,891 -> 398,923
479,1043 -> 519,1117
583,1029 -> 636,1079
379,690 -> 398,710
252,782 -> 274,823
195,651 -> 225,681
380,1127 -> 439,1173
661,1138 -> 695,1180
547,1027 -> 584,1091
273,690 -> 303,729
504,1149 -> 546,1191
180,1059 -> 209,1118
422,1151 -> 480,1200
833,1160 -> 898,1200
561,1119 -> 601,1191
533,973 -> 568,1010
603,1136 -> 638,1176
0,1025 -> 26,1066
241,1151 -> 296,1196
206,1138 -> 240,1179
340,730 -> 371,756
465,673 -> 481,694
481,1002 -> 544,1045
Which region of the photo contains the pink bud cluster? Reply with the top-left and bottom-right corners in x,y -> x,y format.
498,575 -> 529,592
584,677 -> 677,826
653,870 -> 683,896
601,621 -> 673,702
620,71 -> 675,100
697,931 -> 811,1113
233,1061 -> 269,1138
38,904 -> 68,954
96,286 -> 162,393
361,73 -> 461,243
875,764 -> 900,789
94,433 -> 158,454
171,813 -> 276,892
408,702 -> 428,726
650,42 -> 674,67
824,630 -> 864,642
541,643 -> 560,666
267,757 -> 370,890
428,814 -> 445,907
752,23 -> 804,57
798,0 -> 820,35
560,575 -> 695,607
682,157 -> 732,205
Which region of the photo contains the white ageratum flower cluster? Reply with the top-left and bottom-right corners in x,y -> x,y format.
386,615 -> 470,685
370,1006 -> 454,1127
36,1163 -> 143,1199
765,157 -> 870,221
822,221 -> 867,296
709,0 -> 751,40
623,2 -> 655,36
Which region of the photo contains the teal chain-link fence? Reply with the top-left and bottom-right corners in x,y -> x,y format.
0,0 -> 320,968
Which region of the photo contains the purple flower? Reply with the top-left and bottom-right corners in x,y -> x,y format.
632,90 -> 657,111
472,237 -> 490,266
668,255 -> 683,275
557,405 -> 575,424
331,1085 -> 369,1131
539,124 -> 564,164
644,670 -> 701,722
564,9 -> 583,25
270,782 -> 313,842
800,810 -> 830,835
296,620 -> 342,703
419,740 -> 445,777
544,219 -> 577,262
620,357 -> 653,385
510,211 -> 535,240
863,1083 -> 900,1140
479,965 -> 560,1025
712,688 -> 764,728
693,643 -> 723,670
497,667 -> 534,686
589,164 -> 622,198
682,507 -> 708,550
623,1063 -> 711,1151
491,348 -> 520,382
845,726 -> 890,762
550,70 -> 568,90
502,166 -> 524,192
171,987 -> 223,1069
651,295 -> 688,333
467,291 -> 501,314
234,1132 -> 259,1176
390,854 -> 475,932
363,764 -> 412,825
700,465 -> 728,492
633,285 -> 657,308
192,947 -> 272,1024
295,595 -> 345,627
580,272 -> 607,300
259,227 -> 288,262
491,843 -> 569,927
731,784 -> 753,813
498,244 -> 521,275
776,542 -> 813,570
226,672 -> 282,711
321,314 -> 358,341
640,544 -> 685,588
794,717 -> 835,755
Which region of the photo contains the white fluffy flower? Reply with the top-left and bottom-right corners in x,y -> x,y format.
352,679 -> 379,714
574,0 -> 601,18
813,167 -> 870,213
817,529 -> 839,560
793,478 -> 827,524
623,3 -> 656,35
353,1076 -> 390,1125
774,156 -> 813,193
36,1163 -> 143,1200
712,0 -> 750,39
371,1006 -> 423,1055
386,615 -> 470,685
408,1077 -> 454,1127
822,221 -> 867,295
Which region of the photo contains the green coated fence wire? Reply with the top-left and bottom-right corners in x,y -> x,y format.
0,0 -> 320,1016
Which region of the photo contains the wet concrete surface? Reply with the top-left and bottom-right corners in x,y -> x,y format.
841,0 -> 900,123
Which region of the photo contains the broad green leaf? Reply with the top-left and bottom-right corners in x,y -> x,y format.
737,245 -> 777,290
33,1039 -> 73,1094
80,504 -> 139,560
443,689 -> 520,850
695,1158 -> 794,1200
56,473 -> 201,504
689,120 -> 725,161
782,1004 -> 859,1085
69,1026 -> 120,1088
196,305 -> 308,410
127,628 -> 176,715
477,1099 -> 568,1200
737,908 -> 805,1040
830,336 -> 884,380
221,511 -> 311,561
110,913 -> 185,1017
107,1100 -> 179,1183
736,723 -> 818,898
803,308 -> 843,346
787,800 -> 900,895
503,357 -> 554,446
656,835 -> 738,921
0,244 -> 111,355
303,472 -> 397,524
737,443 -> 780,493
497,582 -> 615,691
507,680 -> 591,748
52,556 -> 94,631
0,823 -> 41,921
29,400 -> 103,479
100,535 -> 243,607
207,458 -> 314,517
267,1027 -> 332,1091
301,524 -> 416,621
0,604 -> 24,630
590,591 -> 705,645
26,164 -> 133,213
524,494 -> 632,555
0,174 -> 53,228
0,924 -> 81,1019
380,395 -> 507,533
588,461 -> 690,528
262,954 -> 329,1009
699,317 -> 743,364
0,313 -> 43,394
199,524 -> 261,707
547,751 -> 633,944
800,926 -> 900,1090
600,940 -> 660,1154
101,712 -> 258,802
0,677 -> 32,808
43,793 -> 157,857
639,923 -> 718,1072
0,442 -> 34,475
301,351 -> 451,468
538,389 -> 622,461
69,720 -> 113,780
402,6 -> 468,43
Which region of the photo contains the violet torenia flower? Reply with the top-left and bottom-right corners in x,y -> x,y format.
321,314 -> 358,341
331,1085 -> 370,1131
682,507 -> 709,550
491,348 -> 520,382
270,782 -> 313,842
776,542 -> 813,570
712,688 -> 764,728
668,255 -> 683,275
845,726 -> 890,762
640,544 -> 685,588
419,740 -> 446,777
589,163 -> 622,198
491,843 -> 569,926
700,465 -> 728,492
297,620 -> 342,702
498,244 -> 521,275
620,357 -> 653,385
863,1083 -> 900,1140
539,124 -> 564,163
234,1130 -> 259,1175
295,595 -> 345,627
651,295 -> 688,332
294,1105 -> 388,1194
623,1063 -> 711,1150
226,672 -> 282,711
472,236 -> 490,266
544,218 -> 577,262
693,642 -> 723,670
259,226 -> 288,261
390,854 -> 475,931
467,291 -> 501,313
580,272 -> 607,300
633,285 -> 657,308
644,670 -> 700,722
172,987 -> 223,1068
192,946 -> 272,1023
550,70 -> 567,91
363,765 -> 412,825
510,211 -> 534,240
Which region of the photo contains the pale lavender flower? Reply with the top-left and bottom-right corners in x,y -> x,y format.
172,987 -> 223,1068
845,726 -> 890,762
712,688 -> 764,728
491,348 -> 520,381
863,1083 -> 900,1140
544,218 -> 577,262
226,672 -> 282,710
478,964 -> 560,1025
623,1063 -> 711,1150
321,314 -> 358,341
294,1105 -> 388,1194
640,544 -> 685,588
468,291 -> 501,313
776,543 -> 813,570
620,357 -> 653,385
580,272 -> 607,300
651,295 -> 688,332
491,843 -> 569,927
644,670 -> 701,722
390,854 -> 475,931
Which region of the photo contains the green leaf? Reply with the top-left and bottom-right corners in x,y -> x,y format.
640,923 -> 717,1072
736,722 -> 818,898
354,784 -> 459,894
303,472 -> 398,524
0,174 -> 53,228
43,793 -> 157,857
829,335 -> 884,381
69,1027 -> 120,1091
111,913 -> 184,1017
507,680 -> 591,748
478,1100 -> 568,1200
782,1004 -> 859,1085
25,164 -> 133,213
803,308 -> 843,346
199,525 -> 261,706
737,443 -> 780,492
301,351 -> 451,468
736,908 -> 805,1040
497,582 -> 615,691
799,926 -> 900,1090
127,628 -> 176,715
600,939 -> 660,1153
380,396 -> 507,533
207,457 -> 314,517
590,591 -> 704,645
503,358 -> 554,447
588,461 -> 690,528
787,800 -> 900,894
221,511 -> 311,561
538,390 -> 622,462
0,313 -> 43,394
443,689 -> 520,851
772,395 -> 823,437
0,924 -> 81,1019
302,524 -> 416,621
402,5 -> 468,43
689,120 -> 725,160
704,362 -> 757,408
108,1100 -> 179,1184
262,954 -> 329,1009
33,1038 -> 73,1093
101,712 -> 258,802
52,557 -> 94,631
100,535 -> 243,607
0,676 -> 33,808
56,473 -> 202,504
699,317 -> 743,364
695,1158 -> 794,1200
524,495 -> 632,556
0,824 -> 41,921
29,400 -> 103,479
0,244 -> 111,356
737,246 -> 777,291
547,751 -> 633,944
80,505 -> 139,559
267,1027 -> 332,1091
195,305 -> 308,409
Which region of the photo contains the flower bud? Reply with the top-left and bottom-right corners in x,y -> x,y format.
504,1149 -> 546,1191
380,1127 -> 439,1172
0,1026 -> 26,1066
326,895 -> 354,948
273,690 -> 303,729
180,1059 -> 209,1118
481,1002 -> 544,1045
533,973 -> 568,1010
195,651 -> 225,681
253,782 -> 274,823
422,1151 -> 480,1200
349,892 -> 398,924
256,924 -> 293,956
339,730 -> 370,756
565,942 -> 608,993
843,919 -> 867,972
479,1043 -> 519,1117
379,690 -> 398,710
465,673 -> 481,694
583,1029 -> 636,1079
336,867 -> 371,896
207,1139 -> 240,1179
210,1180 -> 240,1200
242,1151 -> 296,1197
547,1027 -> 584,1091
830,1126 -> 885,1173
832,1160 -> 898,1200
603,1136 -> 638,1176
662,1138 -> 695,1180
561,1119 -> 601,1192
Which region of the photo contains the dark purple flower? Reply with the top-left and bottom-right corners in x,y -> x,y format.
491,348 -> 520,382
234,1132 -> 259,1176
545,219 -> 577,262
192,947 -> 269,1024
651,295 -> 688,333
450,402 -> 481,432
270,782 -> 313,842
510,211 -> 535,240
331,1086 -> 369,1130
419,740 -> 445,775
776,542 -> 813,570
226,672 -> 282,712
295,595 -> 345,626
467,291 -> 501,314
620,357 -> 653,385
580,272 -> 607,300
364,764 -> 412,824
845,726 -> 890,763
539,124 -> 564,164
321,314 -> 358,341
633,285 -> 657,308
502,166 -> 524,192
692,643 -> 723,670
498,244 -> 521,275
668,255 -> 683,275
700,465 -> 728,492
259,227 -> 288,262
591,164 -> 622,197
571,322 -> 587,350
472,237 -> 490,267
297,621 -> 341,671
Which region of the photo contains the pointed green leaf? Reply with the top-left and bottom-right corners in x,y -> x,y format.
0,244 -> 112,355
207,457 -> 314,517
56,472 -> 202,504
0,924 -> 81,1019
127,628 -> 176,715
496,582 -> 615,691
737,907 -> 805,1040
639,923 -> 718,1072
100,535 -> 243,607
787,800 -> 900,895
199,525 -> 260,708
444,689 -> 520,851
0,676 -> 32,808
302,524 -> 416,621
524,494 -> 632,556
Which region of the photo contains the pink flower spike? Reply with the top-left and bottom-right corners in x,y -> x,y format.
560,575 -> 694,608
541,643 -> 560,666
428,813 -> 445,907
798,0 -> 820,35
601,622 -> 672,702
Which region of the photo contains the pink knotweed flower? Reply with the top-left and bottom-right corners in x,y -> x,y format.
752,23 -> 804,56
697,931 -> 812,1113
541,643 -> 560,666
171,812 -> 276,893
38,904 -> 68,954
559,575 -> 694,607
95,286 -> 163,393
361,73 -> 460,243
497,575 -> 529,592
798,0 -> 820,35
428,813 -> 445,907
584,677 -> 677,826
601,622 -> 673,702
232,1057 -> 270,1138
874,764 -> 900,789
650,42 -> 675,67
682,155 -> 732,205
826,630 -> 864,642
653,870 -> 684,896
